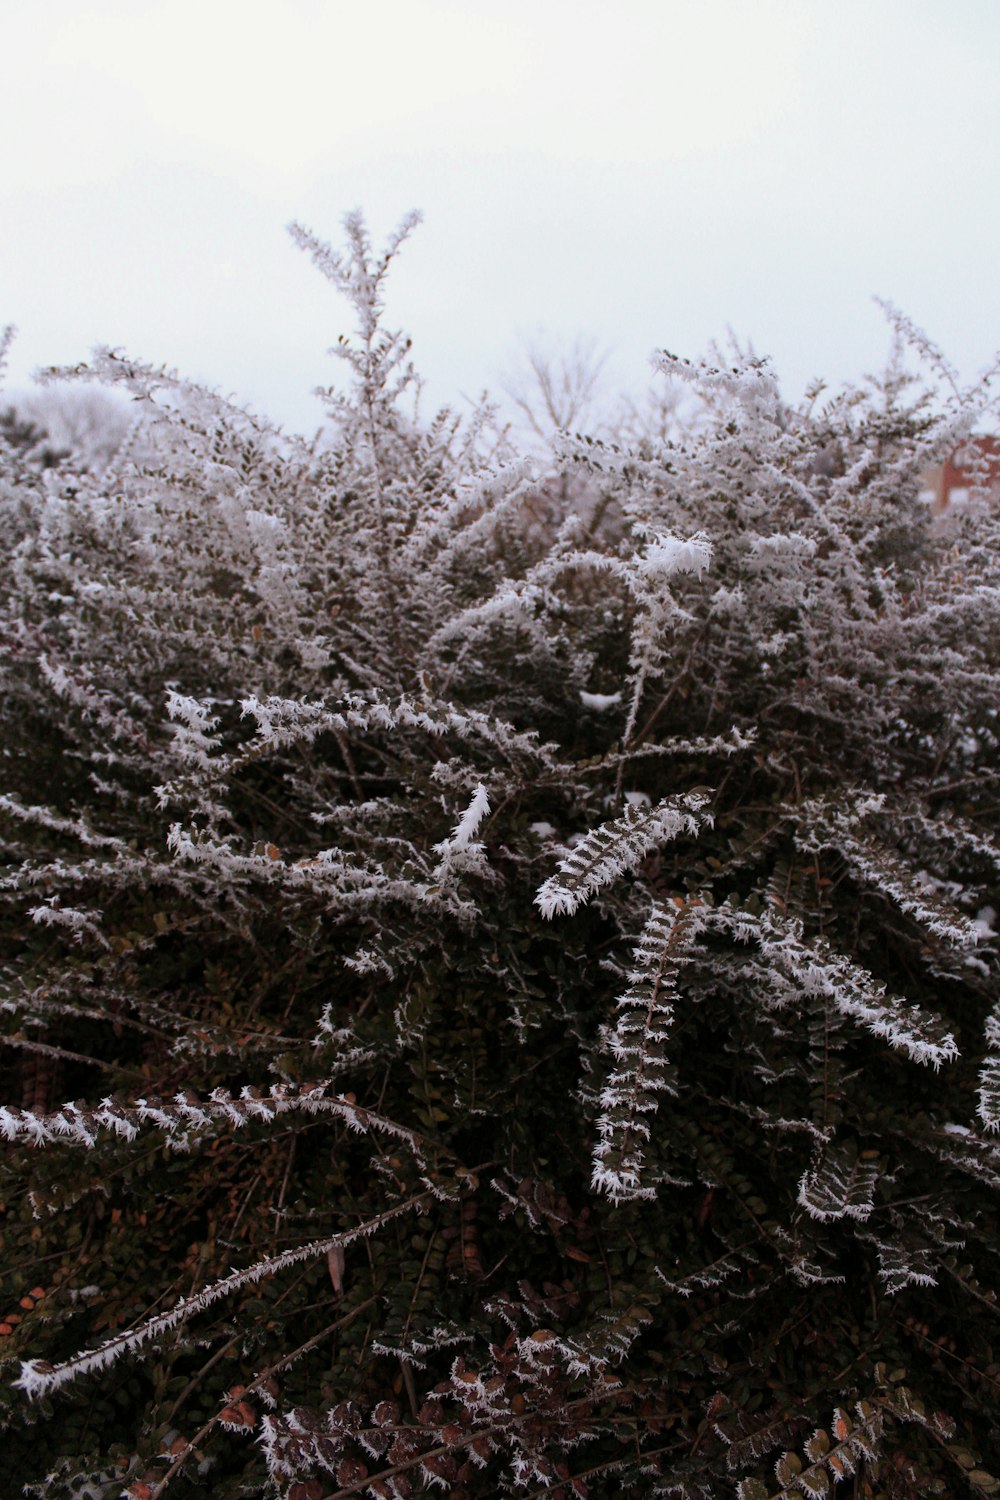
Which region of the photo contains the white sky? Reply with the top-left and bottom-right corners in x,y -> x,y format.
3,0 -> 998,434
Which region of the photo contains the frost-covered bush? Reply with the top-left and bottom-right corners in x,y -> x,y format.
2,221 -> 1000,1499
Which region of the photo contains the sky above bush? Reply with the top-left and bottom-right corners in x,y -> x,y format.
4,0 -> 998,432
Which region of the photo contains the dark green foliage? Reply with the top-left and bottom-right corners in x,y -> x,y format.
1,236 -> 1000,1499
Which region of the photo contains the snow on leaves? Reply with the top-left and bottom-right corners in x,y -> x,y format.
638,530 -> 712,582
977,1001 -> 1000,1131
534,790 -> 710,919
433,783 -> 491,856
591,898 -> 707,1203
797,1138 -> 881,1223
795,791 -> 982,952
719,906 -> 959,1070
0,1082 -> 425,1156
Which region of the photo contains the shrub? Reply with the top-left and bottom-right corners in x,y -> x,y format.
2,219 -> 1000,1499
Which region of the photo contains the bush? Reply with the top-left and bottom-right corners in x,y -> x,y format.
2,218 -> 1000,1499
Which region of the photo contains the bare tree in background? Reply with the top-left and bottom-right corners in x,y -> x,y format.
495,334 -> 618,545
501,334 -> 697,543
13,385 -> 135,473
611,375 -> 691,456
501,333 -> 611,450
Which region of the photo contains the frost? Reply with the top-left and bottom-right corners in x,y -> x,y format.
535,790 -> 710,920
623,790 -> 651,809
974,905 -> 997,940
4,210 -> 1000,1494
29,900 -> 106,946
579,689 -> 622,711
640,530 -> 712,580
433,783 -> 491,853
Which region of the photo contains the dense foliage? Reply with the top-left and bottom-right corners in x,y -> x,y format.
2,222 -> 1000,1500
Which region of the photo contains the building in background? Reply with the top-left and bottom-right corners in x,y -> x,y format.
924,436 -> 1000,515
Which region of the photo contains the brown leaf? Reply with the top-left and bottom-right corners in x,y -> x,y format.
327,1243 -> 346,1295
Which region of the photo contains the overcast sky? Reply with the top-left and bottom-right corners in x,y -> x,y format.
4,0 -> 998,435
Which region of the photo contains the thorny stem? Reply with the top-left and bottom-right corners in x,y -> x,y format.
25,1193 -> 434,1402
632,625 -> 710,747
163,1330 -> 241,1426
151,1298 -> 380,1497
272,1133 -> 297,1252
2,1033 -> 147,1079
